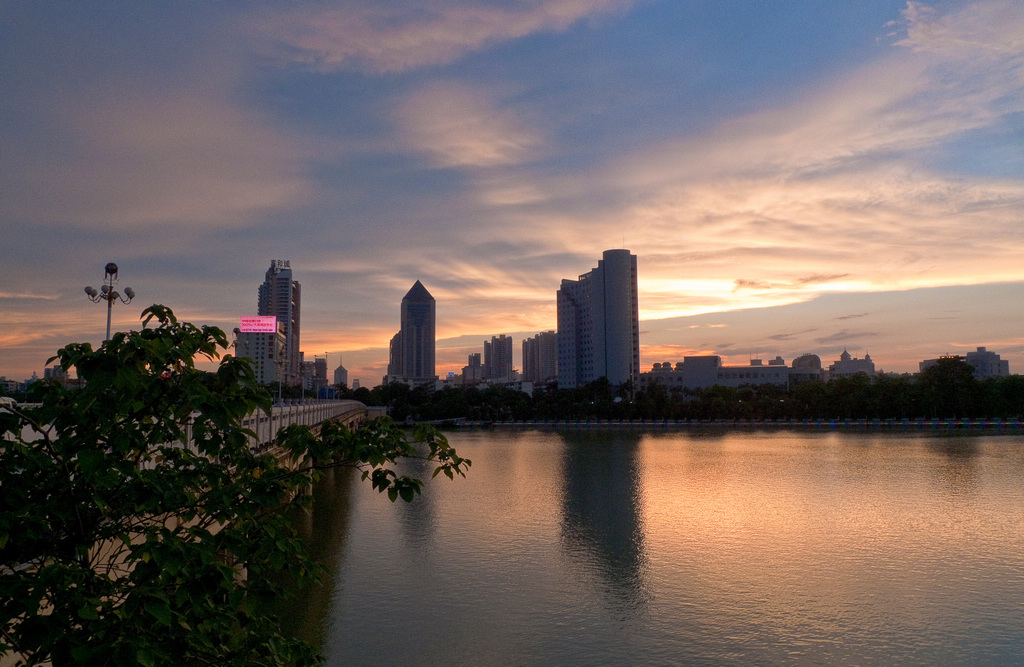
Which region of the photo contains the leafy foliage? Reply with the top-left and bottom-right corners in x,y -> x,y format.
0,305 -> 469,666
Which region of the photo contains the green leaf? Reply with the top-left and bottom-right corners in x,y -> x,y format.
144,599 -> 173,626
78,603 -> 100,620
137,647 -> 157,667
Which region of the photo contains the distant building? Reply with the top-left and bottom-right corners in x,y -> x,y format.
258,260 -> 301,385
314,357 -> 328,390
557,249 -> 640,389
484,335 -> 514,381
640,356 -> 790,391
965,346 -> 1010,379
334,361 -> 348,388
462,353 -> 484,386
234,320 -> 286,385
790,354 -> 826,384
42,365 -> 71,386
522,331 -> 558,384
386,281 -> 436,386
300,360 -> 316,391
386,331 -> 402,384
828,350 -> 876,379
352,378 -> 360,390
920,347 -> 1009,380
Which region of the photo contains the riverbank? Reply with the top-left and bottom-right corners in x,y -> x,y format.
440,417 -> 1024,431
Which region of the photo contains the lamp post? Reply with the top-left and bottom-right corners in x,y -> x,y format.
84,262 -> 135,341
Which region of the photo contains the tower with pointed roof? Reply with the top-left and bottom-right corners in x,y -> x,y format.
386,280 -> 436,386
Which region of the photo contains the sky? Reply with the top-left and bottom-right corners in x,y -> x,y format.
1,0 -> 1023,386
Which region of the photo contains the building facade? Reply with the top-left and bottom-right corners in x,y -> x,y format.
557,249 -> 640,389
522,330 -> 558,384
920,346 -> 1010,379
257,260 -> 301,385
234,322 -> 287,386
386,281 -> 436,386
828,350 -> 876,379
462,353 -> 484,386
640,356 -> 790,392
484,335 -> 514,381
965,346 -> 1010,379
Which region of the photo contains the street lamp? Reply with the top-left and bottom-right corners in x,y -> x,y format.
84,262 -> 135,341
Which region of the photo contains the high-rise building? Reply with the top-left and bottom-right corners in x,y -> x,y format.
462,353 -> 483,386
386,281 -> 436,386
334,360 -> 348,388
522,331 -> 558,384
258,260 -> 301,385
484,335 -> 514,381
300,360 -> 316,391
313,357 -> 328,390
556,249 -> 639,389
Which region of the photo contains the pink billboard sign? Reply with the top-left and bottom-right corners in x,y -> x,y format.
240,316 -> 277,333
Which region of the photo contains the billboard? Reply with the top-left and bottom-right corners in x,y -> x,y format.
240,315 -> 277,333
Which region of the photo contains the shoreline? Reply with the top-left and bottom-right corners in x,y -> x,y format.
437,417 -> 1024,432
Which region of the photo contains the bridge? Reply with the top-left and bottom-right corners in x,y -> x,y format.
234,399 -> 374,452
6,399 -> 384,453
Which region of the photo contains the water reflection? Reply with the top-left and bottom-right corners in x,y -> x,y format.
305,430 -> 1024,665
395,452 -> 437,546
558,429 -> 650,610
928,436 -> 981,496
276,467 -> 356,645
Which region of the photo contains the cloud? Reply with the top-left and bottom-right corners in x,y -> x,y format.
1,87 -> 314,229
734,275 -> 850,291
815,330 -> 879,346
0,292 -> 59,300
255,0 -> 638,74
395,81 -> 543,168
569,0 -> 1024,320
768,329 -> 819,342
897,1 -> 1024,60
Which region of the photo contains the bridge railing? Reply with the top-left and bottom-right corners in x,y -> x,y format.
5,399 -> 372,457
221,399 -> 369,453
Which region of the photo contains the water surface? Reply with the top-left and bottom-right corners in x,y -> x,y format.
293,429 -> 1024,665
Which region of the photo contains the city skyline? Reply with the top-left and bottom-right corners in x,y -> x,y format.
2,1 -> 1023,386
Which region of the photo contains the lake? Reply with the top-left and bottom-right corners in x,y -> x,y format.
283,428 -> 1024,665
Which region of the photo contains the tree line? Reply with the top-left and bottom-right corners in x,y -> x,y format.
340,358 -> 1024,423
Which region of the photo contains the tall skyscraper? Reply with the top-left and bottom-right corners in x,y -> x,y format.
386,281 -> 436,385
258,260 -> 301,385
484,335 -> 514,381
522,330 -> 558,384
556,249 -> 639,389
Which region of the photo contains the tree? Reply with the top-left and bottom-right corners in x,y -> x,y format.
0,305 -> 469,666
917,357 -> 979,418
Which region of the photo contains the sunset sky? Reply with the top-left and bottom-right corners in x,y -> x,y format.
2,1 -> 1023,386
